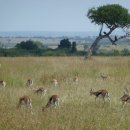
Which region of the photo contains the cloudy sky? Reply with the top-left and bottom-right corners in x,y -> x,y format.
0,0 -> 130,32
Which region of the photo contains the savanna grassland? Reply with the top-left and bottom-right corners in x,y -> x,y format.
0,56 -> 130,130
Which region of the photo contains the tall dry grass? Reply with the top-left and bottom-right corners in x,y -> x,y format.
0,56 -> 130,130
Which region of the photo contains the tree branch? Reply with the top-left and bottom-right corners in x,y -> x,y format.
107,36 -> 117,45
107,31 -> 130,45
101,26 -> 117,45
102,26 -> 116,37
99,24 -> 103,36
106,23 -> 112,29
116,33 -> 130,40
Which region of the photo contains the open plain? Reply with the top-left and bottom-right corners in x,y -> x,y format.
0,56 -> 130,130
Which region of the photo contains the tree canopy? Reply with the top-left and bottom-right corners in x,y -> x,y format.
87,4 -> 130,28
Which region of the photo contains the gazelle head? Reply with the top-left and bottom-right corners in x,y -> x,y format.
42,102 -> 51,112
90,88 -> 94,96
0,80 -> 6,88
123,87 -> 129,95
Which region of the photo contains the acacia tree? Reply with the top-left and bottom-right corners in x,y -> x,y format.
85,4 -> 130,58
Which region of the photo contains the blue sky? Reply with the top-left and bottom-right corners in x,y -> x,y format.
0,0 -> 130,32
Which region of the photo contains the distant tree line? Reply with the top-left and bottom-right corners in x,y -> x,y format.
0,39 -> 130,57
0,39 -> 83,57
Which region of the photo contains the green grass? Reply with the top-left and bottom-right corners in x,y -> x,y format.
0,56 -> 130,130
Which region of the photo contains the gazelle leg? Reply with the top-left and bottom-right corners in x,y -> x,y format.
43,91 -> 46,96
103,98 -> 105,103
122,101 -> 126,108
17,103 -> 21,109
95,97 -> 97,102
30,102 -> 32,109
54,102 -> 57,108
40,93 -> 43,98
27,100 -> 32,113
29,102 -> 33,114
107,97 -> 111,102
41,92 -> 46,98
57,99 -> 59,106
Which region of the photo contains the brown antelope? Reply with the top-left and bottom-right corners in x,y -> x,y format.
100,74 -> 108,80
73,75 -> 79,84
0,80 -> 6,88
33,87 -> 47,96
26,79 -> 33,87
52,79 -> 58,87
42,95 -> 59,112
90,89 -> 110,103
120,87 -> 130,107
17,95 -> 32,112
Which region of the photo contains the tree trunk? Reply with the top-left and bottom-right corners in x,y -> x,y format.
84,35 -> 103,59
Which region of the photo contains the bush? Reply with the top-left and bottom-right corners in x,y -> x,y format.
121,48 -> 130,56
58,39 -> 71,49
15,40 -> 39,50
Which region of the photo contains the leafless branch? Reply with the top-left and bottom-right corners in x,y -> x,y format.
99,24 -> 103,36
107,36 -> 117,45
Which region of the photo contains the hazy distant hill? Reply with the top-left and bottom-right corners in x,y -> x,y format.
0,31 -> 99,37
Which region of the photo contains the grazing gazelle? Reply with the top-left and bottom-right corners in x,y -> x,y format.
42,95 -> 59,112
52,79 -> 58,87
120,87 -> 130,108
73,75 -> 79,84
100,74 -> 108,80
26,79 -> 33,87
90,89 -> 110,103
33,87 -> 47,96
17,95 -> 32,112
0,80 -> 6,88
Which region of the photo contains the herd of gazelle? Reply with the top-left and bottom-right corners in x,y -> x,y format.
1,74 -> 130,113
17,94 -> 59,113
16,78 -> 60,112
